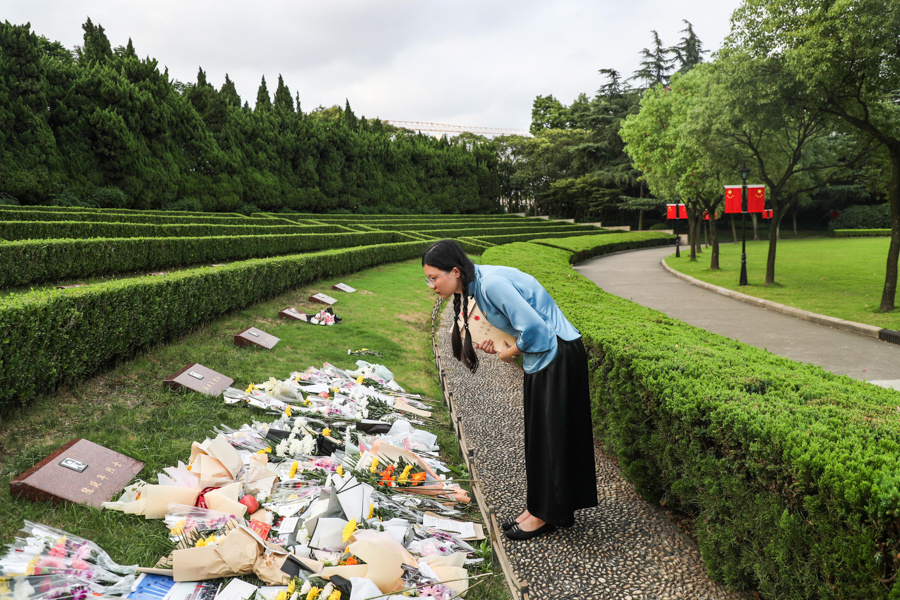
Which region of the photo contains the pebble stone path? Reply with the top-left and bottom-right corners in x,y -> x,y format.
435,307 -> 752,600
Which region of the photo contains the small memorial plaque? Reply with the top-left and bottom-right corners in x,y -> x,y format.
210,263 -> 227,267
10,439 -> 144,508
164,363 -> 234,396
309,293 -> 338,305
279,307 -> 308,321
234,327 -> 280,349
148,272 -> 168,276
55,284 -> 87,290
332,283 -> 356,293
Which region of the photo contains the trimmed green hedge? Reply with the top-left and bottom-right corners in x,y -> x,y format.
0,208 -> 284,225
0,231 -> 407,288
832,229 -> 892,238
469,228 -> 613,246
0,240 -> 430,409
0,220 -> 350,241
533,231 -> 675,263
483,241 -> 900,599
419,224 -> 600,238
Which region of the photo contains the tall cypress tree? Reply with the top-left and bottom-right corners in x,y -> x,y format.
79,18 -> 112,65
631,30 -> 674,88
670,20 -> 707,74
219,74 -> 241,108
255,75 -> 271,112
273,74 -> 294,113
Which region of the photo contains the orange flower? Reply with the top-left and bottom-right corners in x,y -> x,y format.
410,472 -> 427,486
344,556 -> 358,566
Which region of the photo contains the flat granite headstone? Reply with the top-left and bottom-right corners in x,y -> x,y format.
234,327 -> 280,349
10,439 -> 144,508
332,283 -> 356,293
279,307 -> 308,321
309,292 -> 338,305
164,363 -> 234,396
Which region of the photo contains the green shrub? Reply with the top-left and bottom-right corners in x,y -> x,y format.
829,204 -> 892,230
470,228 -> 613,246
532,231 -> 674,263
832,229 -> 892,238
0,209 -> 278,226
0,231 -> 407,288
0,220 -> 346,241
0,240 -> 430,410
419,224 -> 600,238
649,223 -> 670,230
482,241 -> 900,599
88,187 -> 131,209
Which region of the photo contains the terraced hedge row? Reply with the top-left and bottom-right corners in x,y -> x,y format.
9,205 -> 272,218
0,208 -> 286,225
470,228 -> 618,247
0,240 -> 430,409
0,231 -> 411,287
832,229 -> 892,238
483,239 -> 900,599
532,230 -> 675,263
418,224 -> 599,238
0,220 -> 349,241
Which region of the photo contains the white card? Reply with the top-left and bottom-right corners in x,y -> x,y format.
422,514 -> 476,538
216,579 -> 258,600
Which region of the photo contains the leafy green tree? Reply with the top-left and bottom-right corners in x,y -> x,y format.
529,94 -> 568,134
729,0 -> 900,309
78,17 -> 112,65
255,75 -> 271,112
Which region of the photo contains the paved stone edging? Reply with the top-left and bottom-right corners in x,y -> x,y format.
659,257 -> 883,340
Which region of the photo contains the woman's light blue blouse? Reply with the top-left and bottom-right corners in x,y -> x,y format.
469,264 -> 580,373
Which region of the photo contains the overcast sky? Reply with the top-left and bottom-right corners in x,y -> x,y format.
9,0 -> 741,132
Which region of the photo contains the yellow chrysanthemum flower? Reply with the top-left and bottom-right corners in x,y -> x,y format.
275,590 -> 287,600
331,387 -> 339,394
336,464 -> 344,476
170,518 -> 186,536
256,449 -> 267,455
287,580 -> 296,595
367,503 -> 374,519
285,405 -> 292,417
304,399 -> 311,406
342,519 -> 357,543
288,461 -> 299,479
195,538 -> 207,547
369,457 -> 379,473
322,428 -> 331,437
305,588 -> 320,600
398,464 -> 413,484
327,591 -> 341,600
356,375 -> 364,384
246,383 -> 255,394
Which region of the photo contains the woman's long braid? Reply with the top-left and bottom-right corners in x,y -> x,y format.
459,272 -> 478,373
451,287 -> 463,363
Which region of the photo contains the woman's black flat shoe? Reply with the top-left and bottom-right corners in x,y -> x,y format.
500,518 -> 517,531
505,522 -> 557,541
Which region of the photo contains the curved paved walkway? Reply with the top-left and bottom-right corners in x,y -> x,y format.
574,246 -> 900,389
436,309 -> 750,600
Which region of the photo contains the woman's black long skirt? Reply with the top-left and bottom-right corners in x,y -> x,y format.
523,336 -> 597,526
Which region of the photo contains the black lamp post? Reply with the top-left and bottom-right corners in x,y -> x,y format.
673,197 -> 681,258
739,164 -> 751,286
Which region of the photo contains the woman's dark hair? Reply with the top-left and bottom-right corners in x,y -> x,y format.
422,239 -> 478,373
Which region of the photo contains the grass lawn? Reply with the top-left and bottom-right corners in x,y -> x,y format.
665,237 -> 900,330
0,257 -> 509,600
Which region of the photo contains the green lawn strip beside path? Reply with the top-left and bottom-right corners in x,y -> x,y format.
533,230 -> 675,263
0,257 -> 508,600
664,237 -> 900,331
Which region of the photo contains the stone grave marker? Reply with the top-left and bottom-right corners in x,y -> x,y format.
332,283 -> 356,293
234,326 -> 280,349
10,439 -> 144,508
164,363 -> 234,396
148,272 -> 168,276
55,284 -> 87,290
309,292 -> 337,305
279,307 -> 308,321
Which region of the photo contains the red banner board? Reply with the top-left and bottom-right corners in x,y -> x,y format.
829,210 -> 841,219
666,204 -> 688,219
748,185 -> 765,213
762,209 -> 773,219
724,186 -> 741,213
724,185 -> 766,213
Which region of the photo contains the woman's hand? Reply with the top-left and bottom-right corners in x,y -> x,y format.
497,341 -> 516,363
476,339 -> 497,354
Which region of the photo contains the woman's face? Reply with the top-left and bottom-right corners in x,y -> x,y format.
423,264 -> 463,299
